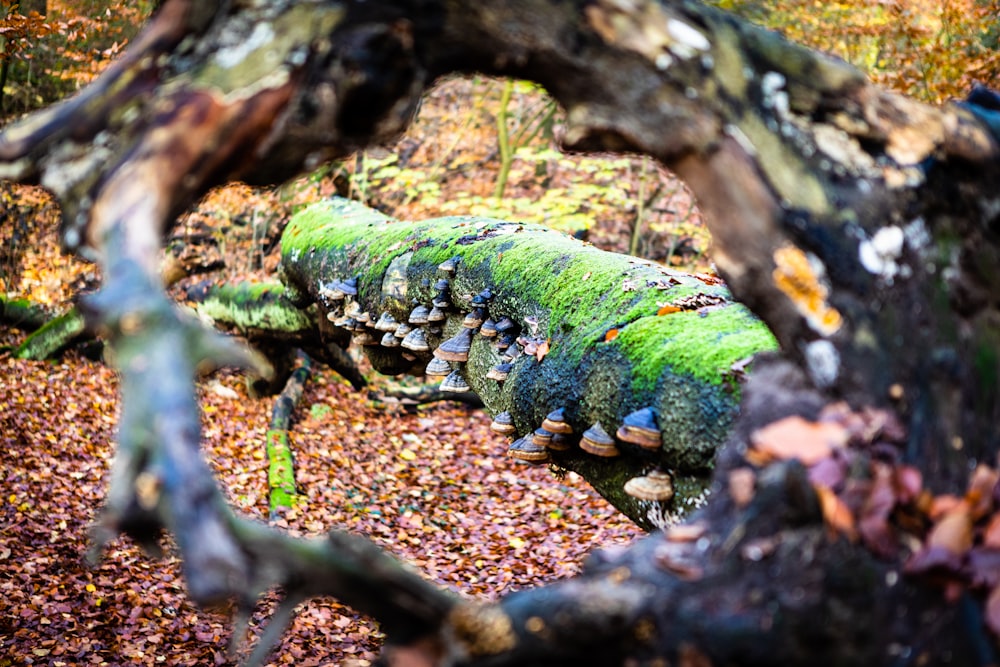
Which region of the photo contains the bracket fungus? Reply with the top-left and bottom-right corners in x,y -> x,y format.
440,370 -> 471,393
541,408 -> 574,435
490,411 -> 517,435
401,328 -> 431,352
507,435 -> 550,463
425,357 -> 452,377
616,407 -> 661,450
374,312 -> 399,332
435,327 -> 475,362
623,470 -> 675,502
580,422 -> 620,457
408,305 -> 431,325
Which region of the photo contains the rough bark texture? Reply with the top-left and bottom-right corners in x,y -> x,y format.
2,0 -> 1000,665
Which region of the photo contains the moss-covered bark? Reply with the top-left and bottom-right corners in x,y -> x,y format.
0,295 -> 51,330
266,358 -> 311,518
14,308 -> 86,360
279,197 -> 776,527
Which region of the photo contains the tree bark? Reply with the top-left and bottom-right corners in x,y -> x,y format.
2,0 -> 1000,665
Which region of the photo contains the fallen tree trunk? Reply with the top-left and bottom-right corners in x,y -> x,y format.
266,197 -> 773,527
194,198 -> 775,527
266,354 -> 311,518
2,0 -> 1000,665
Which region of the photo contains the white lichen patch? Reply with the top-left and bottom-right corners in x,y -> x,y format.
214,23 -> 276,70
760,71 -> 789,118
585,2 -> 710,67
803,339 -> 840,388
859,225 -> 906,283
665,18 -> 710,58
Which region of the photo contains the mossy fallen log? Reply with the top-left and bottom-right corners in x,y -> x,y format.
0,295 -> 52,331
14,308 -> 87,360
266,356 -> 311,519
189,282 -> 366,392
277,198 -> 777,528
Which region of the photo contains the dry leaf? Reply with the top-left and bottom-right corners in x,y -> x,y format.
987,585 -> 1000,639
750,415 -> 849,466
657,304 -> 681,316
984,514 -> 1000,549
815,484 -> 857,541
535,339 -> 550,362
927,503 -> 973,555
965,465 -> 999,521
728,468 -> 756,508
604,328 -> 619,342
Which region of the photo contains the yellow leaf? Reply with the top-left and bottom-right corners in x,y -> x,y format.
85,583 -> 96,593
399,449 -> 417,461
508,537 -> 526,549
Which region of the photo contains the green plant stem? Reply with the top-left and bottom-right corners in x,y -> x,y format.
493,78 -> 514,201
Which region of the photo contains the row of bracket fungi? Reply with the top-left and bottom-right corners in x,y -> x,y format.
315,254 -> 675,507
491,406 -> 674,502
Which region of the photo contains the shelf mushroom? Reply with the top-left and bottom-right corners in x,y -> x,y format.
623,470 -> 674,502
616,407 -> 661,450
580,422 -> 620,457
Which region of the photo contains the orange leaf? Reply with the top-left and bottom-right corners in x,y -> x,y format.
535,339 -> 550,362
749,415 -> 848,466
604,328 -> 619,342
927,503 -> 974,555
984,514 -> 1000,549
987,585 -> 1000,639
965,464 -> 999,521
657,304 -> 681,316
815,485 -> 857,541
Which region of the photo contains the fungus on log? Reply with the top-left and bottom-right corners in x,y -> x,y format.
2,0 -> 1000,664
274,197 -> 775,527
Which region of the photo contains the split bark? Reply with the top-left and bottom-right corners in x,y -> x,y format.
2,0 -> 1000,665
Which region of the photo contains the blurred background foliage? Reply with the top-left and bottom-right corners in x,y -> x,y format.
1,0 -> 997,288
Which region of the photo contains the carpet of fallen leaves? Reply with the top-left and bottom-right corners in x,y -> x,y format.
0,347 -> 642,666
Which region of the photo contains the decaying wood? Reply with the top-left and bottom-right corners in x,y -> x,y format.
2,0 -> 1000,665
216,197 -> 773,528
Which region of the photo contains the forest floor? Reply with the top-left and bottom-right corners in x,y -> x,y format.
0,77 -> 710,665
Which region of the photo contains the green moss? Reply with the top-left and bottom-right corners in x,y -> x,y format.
196,282 -> 314,333
266,429 -> 297,514
613,308 -> 778,389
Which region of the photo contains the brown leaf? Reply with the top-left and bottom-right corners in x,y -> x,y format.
858,463 -> 898,558
965,465 -> 999,521
815,484 -> 857,541
927,502 -> 974,555
727,467 -> 756,508
535,339 -> 550,362
984,513 -> 1000,549
750,415 -> 849,466
987,585 -> 1000,639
